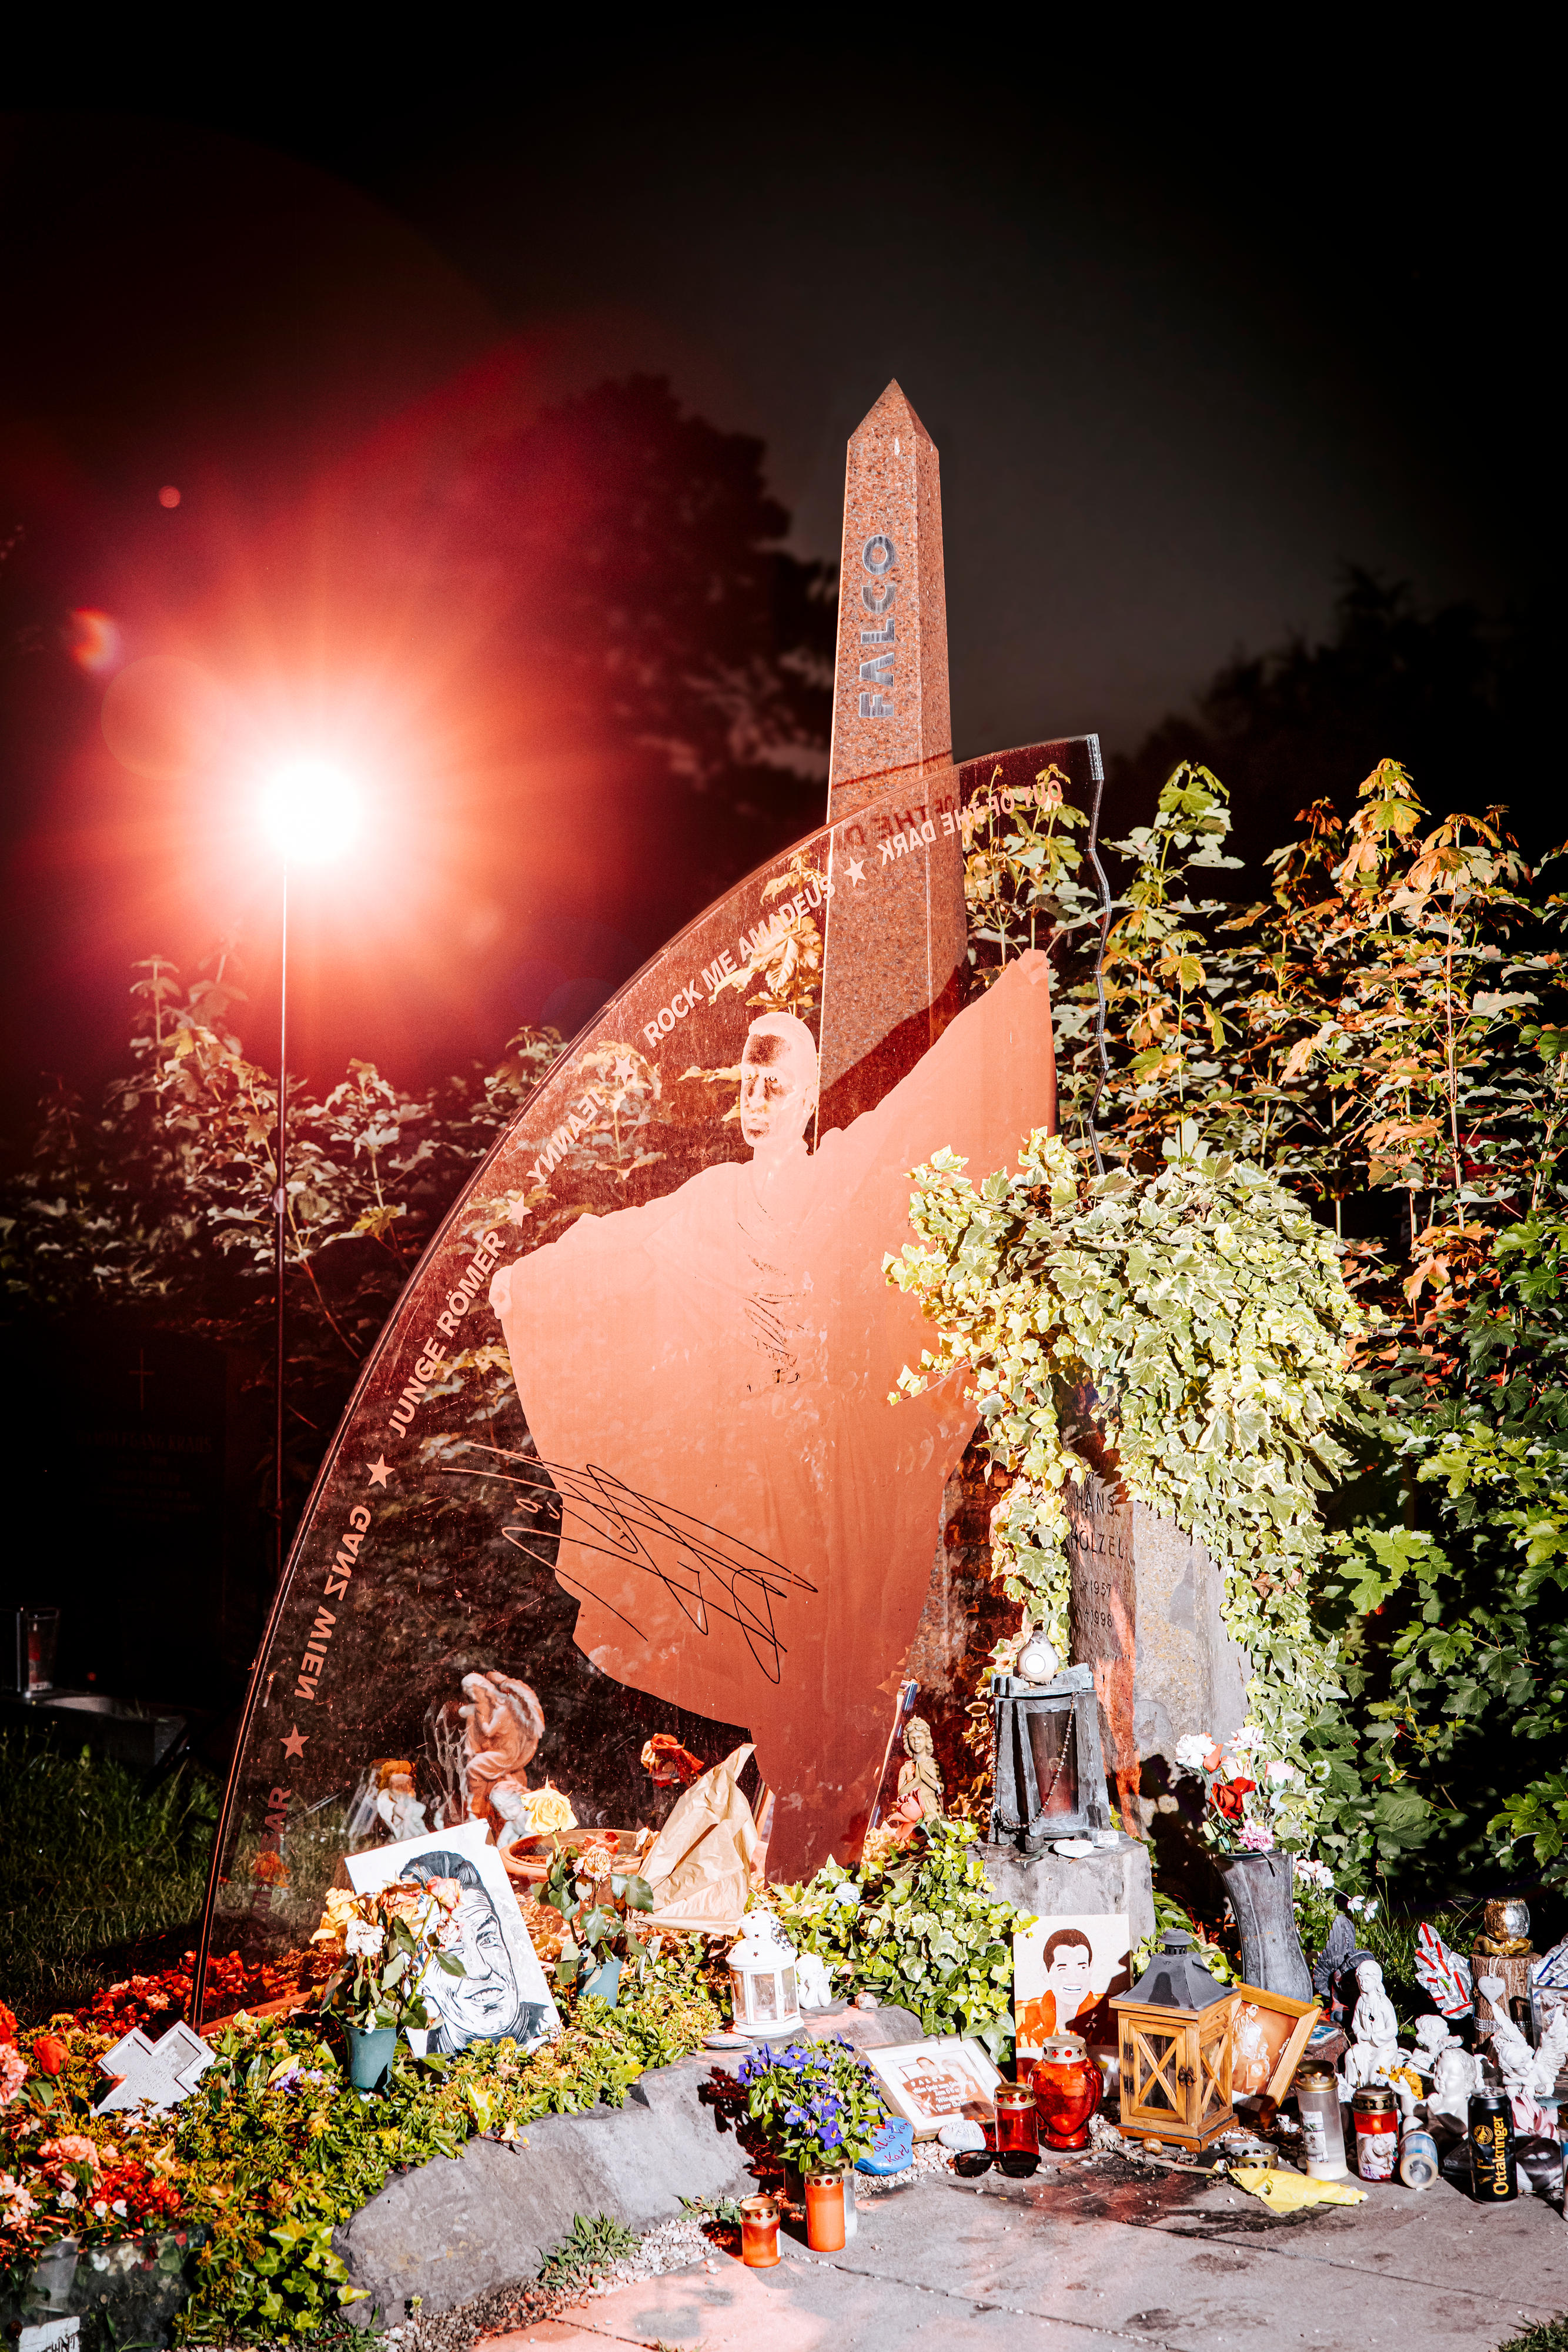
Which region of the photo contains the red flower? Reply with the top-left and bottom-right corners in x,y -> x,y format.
1212,1778 -> 1257,1822
0,2002 -> 16,2046
32,2034 -> 68,2076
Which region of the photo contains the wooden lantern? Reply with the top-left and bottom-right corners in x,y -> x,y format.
1109,1929 -> 1238,2151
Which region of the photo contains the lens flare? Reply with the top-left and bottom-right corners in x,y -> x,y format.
261,759 -> 362,863
158,485 -> 182,509
66,608 -> 122,675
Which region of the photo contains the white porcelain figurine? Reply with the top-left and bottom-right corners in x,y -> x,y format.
1340,1958 -> 1402,2098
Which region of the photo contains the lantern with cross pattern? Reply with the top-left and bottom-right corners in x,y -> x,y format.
988,1661 -> 1112,1853
1109,1929 -> 1238,2150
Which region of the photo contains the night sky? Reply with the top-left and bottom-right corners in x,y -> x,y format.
0,55 -> 1546,1109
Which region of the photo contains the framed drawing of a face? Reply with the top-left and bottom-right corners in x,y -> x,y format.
1014,1914 -> 1131,2056
346,1817 -> 560,2054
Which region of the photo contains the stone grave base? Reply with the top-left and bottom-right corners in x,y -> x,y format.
337,2053 -> 760,2321
978,1835 -> 1156,1944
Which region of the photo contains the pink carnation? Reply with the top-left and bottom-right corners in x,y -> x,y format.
1239,1822 -> 1275,1852
39,2135 -> 101,2173
0,2045 -> 28,2106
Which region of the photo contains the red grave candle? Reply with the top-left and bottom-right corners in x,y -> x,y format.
1032,2031 -> 1103,2150
994,2083 -> 1039,2156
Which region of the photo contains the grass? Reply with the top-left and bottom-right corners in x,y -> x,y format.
536,2213 -> 641,2298
0,1725 -> 218,2023
1496,2323 -> 1568,2351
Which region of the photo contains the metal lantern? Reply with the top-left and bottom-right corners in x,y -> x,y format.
989,1662 -> 1112,1853
728,1913 -> 802,2039
1109,1929 -> 1238,2151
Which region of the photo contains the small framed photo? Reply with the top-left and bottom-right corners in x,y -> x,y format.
1230,1982 -> 1320,2102
346,1816 -> 560,2055
865,2037 -> 1002,2136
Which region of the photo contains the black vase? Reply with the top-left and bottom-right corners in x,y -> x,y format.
1216,1851 -> 1313,1999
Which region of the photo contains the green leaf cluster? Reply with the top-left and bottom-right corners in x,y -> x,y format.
772,1820 -> 1018,2056
172,1958 -> 718,2342
887,1128 -> 1365,1818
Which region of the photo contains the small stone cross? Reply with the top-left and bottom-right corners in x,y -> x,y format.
95,2019 -> 213,2113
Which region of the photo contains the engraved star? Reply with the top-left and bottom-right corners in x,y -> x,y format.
847,857 -> 866,886
367,1455 -> 392,1488
611,1053 -> 639,1085
281,1725 -> 308,1760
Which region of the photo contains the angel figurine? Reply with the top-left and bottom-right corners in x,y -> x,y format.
1340,1958 -> 1402,2097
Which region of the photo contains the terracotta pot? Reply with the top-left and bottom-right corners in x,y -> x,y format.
1215,1851 -> 1313,1999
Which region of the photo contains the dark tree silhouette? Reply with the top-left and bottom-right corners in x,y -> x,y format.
1111,570 -> 1550,874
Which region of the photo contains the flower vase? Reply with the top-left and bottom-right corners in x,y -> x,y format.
580,1956 -> 623,2008
346,2024 -> 397,2090
27,2237 -> 79,2317
1215,1851 -> 1312,1999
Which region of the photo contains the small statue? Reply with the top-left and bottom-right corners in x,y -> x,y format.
1409,2012 -> 1462,2079
795,1952 -> 834,2009
1426,2039 -> 1483,2128
1339,1958 -> 1401,2098
893,1718 -> 945,1832
373,1759 -> 427,1842
1477,1975 -> 1568,2118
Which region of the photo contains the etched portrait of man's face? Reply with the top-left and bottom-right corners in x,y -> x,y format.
400,1858 -> 527,2050
738,1021 -> 817,1160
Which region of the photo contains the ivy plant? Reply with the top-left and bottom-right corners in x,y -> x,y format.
772,1819 -> 1019,2054
886,1127 -> 1366,1830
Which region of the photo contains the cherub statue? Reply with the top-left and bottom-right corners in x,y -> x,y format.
373,1759 -> 427,1842
1426,2037 -> 1483,2128
893,1718 -> 945,1832
1477,1975 -> 1568,2120
1340,1957 -> 1402,2097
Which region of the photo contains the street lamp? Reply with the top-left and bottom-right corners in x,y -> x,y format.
260,759 -> 361,1581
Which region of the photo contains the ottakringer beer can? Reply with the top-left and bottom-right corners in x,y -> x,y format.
1467,2087 -> 1518,2201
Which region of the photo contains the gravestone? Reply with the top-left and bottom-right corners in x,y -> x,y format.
198,381 -> 1147,1984
1064,1449 -> 1248,1831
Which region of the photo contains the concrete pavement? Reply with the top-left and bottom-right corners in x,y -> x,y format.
487,2151 -> 1568,2351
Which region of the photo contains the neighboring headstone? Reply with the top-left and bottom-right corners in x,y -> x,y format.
1064,1455 -> 1248,1830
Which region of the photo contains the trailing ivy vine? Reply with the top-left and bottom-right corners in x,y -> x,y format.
887,1128 -> 1366,1838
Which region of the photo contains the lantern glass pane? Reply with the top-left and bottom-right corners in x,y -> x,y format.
731,1967 -> 750,2023
1025,1707 -> 1080,1820
781,1966 -> 797,2012
1135,2027 -> 1178,2111
754,1970 -> 779,2022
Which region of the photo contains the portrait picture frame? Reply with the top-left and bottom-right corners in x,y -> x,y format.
346,1816 -> 560,2055
1229,1982 -> 1320,2102
864,2036 -> 1003,2136
1012,1913 -> 1132,2057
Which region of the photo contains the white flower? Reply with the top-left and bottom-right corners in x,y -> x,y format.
345,1919 -> 386,1958
1265,1759 -> 1300,1786
1346,1894 -> 1379,1919
1295,1857 -> 1334,1890
1174,1734 -> 1213,1770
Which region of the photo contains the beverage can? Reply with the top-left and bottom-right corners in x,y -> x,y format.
1467,2089 -> 1517,2201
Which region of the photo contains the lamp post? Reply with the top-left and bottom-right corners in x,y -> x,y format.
260,761 -> 360,1583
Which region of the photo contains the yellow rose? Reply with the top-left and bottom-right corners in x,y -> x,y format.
524,1784 -> 577,1836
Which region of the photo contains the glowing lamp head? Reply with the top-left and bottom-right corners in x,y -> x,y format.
262,759 -> 361,863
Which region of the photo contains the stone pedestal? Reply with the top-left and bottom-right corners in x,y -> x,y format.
1064,1458 -> 1248,1830
978,1835 -> 1155,1946
1473,1950 -> 1536,2045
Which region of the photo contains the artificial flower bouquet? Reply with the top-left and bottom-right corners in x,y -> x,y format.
737,2036 -> 885,2173
537,1837 -> 654,1993
313,1881 -> 466,2034
1,2004 -> 187,2279
1172,1725 -> 1315,1853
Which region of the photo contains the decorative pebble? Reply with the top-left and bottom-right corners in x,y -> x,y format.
938,2117 -> 987,2151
